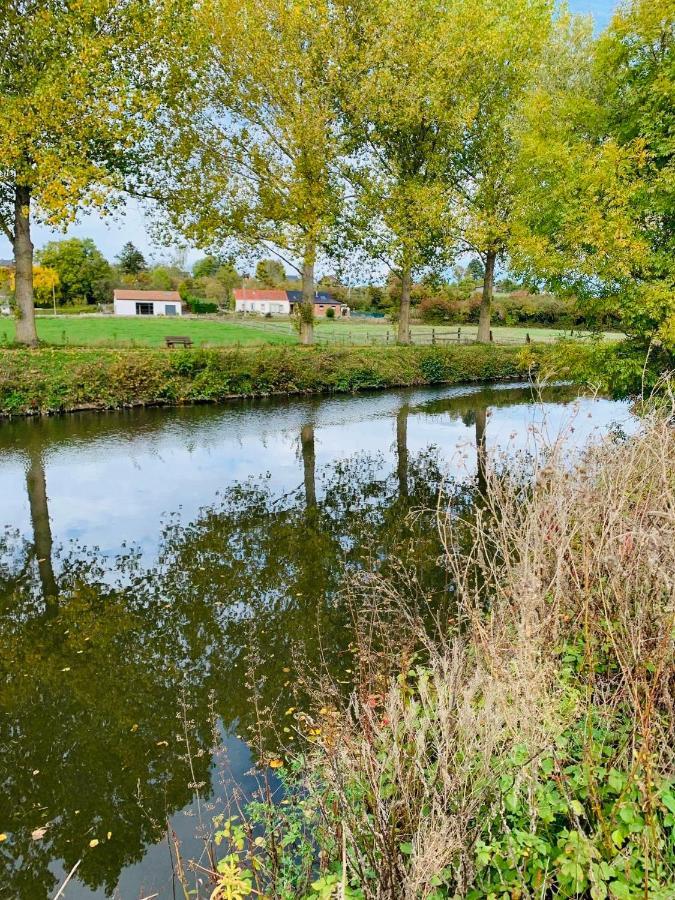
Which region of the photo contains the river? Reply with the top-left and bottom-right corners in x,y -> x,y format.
0,383 -> 634,898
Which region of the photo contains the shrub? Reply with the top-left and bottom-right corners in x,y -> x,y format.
185,296 -> 219,314
419,296 -> 456,323
325,307 -> 335,319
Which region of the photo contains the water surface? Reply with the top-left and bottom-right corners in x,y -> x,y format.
0,384 -> 633,898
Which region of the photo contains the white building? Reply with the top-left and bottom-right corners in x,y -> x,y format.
233,289 -> 290,315
113,289 -> 183,317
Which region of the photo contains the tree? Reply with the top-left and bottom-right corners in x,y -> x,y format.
193,255 -> 223,279
37,239 -> 112,305
8,265 -> 60,306
595,0 -> 674,346
155,0 -> 346,344
440,0 -> 554,342
508,6 -> 669,346
116,242 -> 147,275
335,0 -> 464,343
0,0 -> 168,344
255,258 -> 286,288
467,258 -> 485,281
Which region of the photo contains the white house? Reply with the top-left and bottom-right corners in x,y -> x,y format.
233,289 -> 290,315
113,289 -> 183,317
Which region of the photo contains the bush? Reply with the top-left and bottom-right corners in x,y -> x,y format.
325,307 -> 335,319
185,296 -> 219,314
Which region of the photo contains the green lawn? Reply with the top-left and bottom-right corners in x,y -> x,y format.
0,313 -> 623,349
0,314 -> 295,348
313,320 -> 624,343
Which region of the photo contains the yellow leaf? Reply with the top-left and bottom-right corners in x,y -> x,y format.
89,839 -> 99,848
0,834 -> 7,843
269,759 -> 284,769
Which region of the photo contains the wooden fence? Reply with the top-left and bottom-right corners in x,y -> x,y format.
226,316 -> 535,346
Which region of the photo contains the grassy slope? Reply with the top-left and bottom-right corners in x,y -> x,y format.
0,342 -> 580,416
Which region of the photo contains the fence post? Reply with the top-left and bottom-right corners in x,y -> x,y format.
489,329 -> 494,342
458,328 -> 461,343
432,328 -> 436,345
386,330 -> 389,343
526,332 -> 531,344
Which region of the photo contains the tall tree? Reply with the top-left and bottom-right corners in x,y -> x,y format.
335,0 -> 463,343
255,258 -> 286,288
37,238 -> 112,305
0,0 -> 168,344
442,0 -> 554,342
509,6 -> 669,345
157,0 -> 345,344
116,241 -> 147,275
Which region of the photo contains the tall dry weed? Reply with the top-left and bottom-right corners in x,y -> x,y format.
305,400 -> 675,898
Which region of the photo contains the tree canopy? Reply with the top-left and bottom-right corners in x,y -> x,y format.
37,239 -> 112,305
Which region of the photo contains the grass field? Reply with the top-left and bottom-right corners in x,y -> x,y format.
0,313 -> 623,348
0,315 -> 295,347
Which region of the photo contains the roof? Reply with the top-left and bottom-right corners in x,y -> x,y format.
233,289 -> 289,302
113,289 -> 181,301
286,290 -> 341,305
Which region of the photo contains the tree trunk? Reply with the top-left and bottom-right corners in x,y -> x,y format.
14,184 -> 38,347
300,240 -> 315,346
26,450 -> 59,610
397,267 -> 412,344
396,405 -> 408,498
477,250 -> 496,344
300,424 -> 316,508
475,405 -> 487,496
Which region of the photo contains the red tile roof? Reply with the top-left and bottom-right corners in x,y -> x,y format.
114,289 -> 181,301
233,289 -> 289,302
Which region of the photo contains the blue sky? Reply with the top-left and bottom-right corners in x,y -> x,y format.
0,0 -> 619,269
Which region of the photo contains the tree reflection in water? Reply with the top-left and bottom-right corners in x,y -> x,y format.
0,383 -> 583,896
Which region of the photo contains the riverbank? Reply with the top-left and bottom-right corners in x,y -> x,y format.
0,343 -> 586,417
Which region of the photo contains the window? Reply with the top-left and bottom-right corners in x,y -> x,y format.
165,304 -> 177,316
135,302 -> 154,315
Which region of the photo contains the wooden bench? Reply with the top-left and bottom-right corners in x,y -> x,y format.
165,335 -> 193,349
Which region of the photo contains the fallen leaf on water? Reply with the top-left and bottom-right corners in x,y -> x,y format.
282,667 -> 290,673
130,724 -> 139,732
269,759 -> 284,769
156,740 -> 168,747
285,707 -> 296,716
61,667 -> 71,672
0,834 -> 7,843
31,827 -> 47,841
107,831 -> 112,840
32,769 -> 40,775
89,839 -> 99,848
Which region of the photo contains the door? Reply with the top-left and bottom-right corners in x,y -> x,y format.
165,304 -> 177,316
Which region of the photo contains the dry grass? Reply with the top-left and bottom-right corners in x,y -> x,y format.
303,395 -> 675,898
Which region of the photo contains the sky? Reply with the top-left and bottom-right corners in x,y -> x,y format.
0,0 -> 619,271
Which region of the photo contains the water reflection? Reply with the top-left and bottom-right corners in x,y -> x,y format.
0,383 -> 632,898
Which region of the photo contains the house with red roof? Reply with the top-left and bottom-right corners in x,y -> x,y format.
233,288 -> 349,317
233,288 -> 291,315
